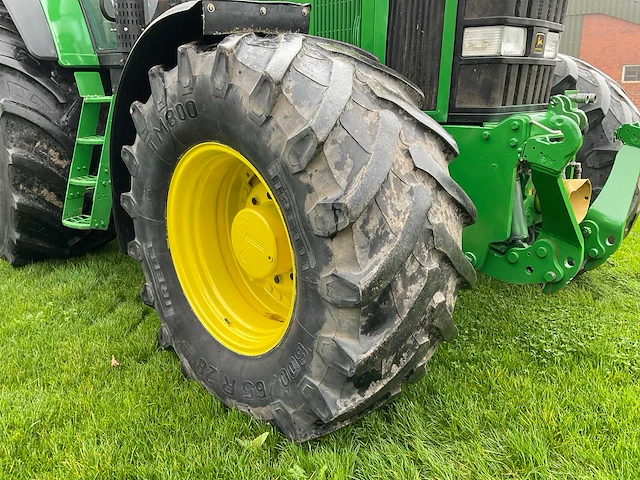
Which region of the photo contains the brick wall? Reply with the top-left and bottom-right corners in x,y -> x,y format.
578,14 -> 640,106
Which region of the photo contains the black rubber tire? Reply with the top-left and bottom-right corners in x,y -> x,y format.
122,34 -> 476,441
552,54 -> 640,203
0,3 -> 115,265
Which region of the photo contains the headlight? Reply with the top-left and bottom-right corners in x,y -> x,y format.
462,26 -> 527,57
544,32 -> 561,59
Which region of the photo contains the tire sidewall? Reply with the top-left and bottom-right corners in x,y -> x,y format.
134,73 -> 329,411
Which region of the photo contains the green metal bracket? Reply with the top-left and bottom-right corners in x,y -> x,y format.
581,123 -> 640,272
447,95 -> 587,292
547,94 -> 588,132
62,72 -> 113,231
447,117 -> 528,269
484,108 -> 585,293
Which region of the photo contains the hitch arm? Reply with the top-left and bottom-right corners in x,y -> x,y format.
582,123 -> 640,272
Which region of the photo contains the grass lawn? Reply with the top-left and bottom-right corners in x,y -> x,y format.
1,229 -> 639,480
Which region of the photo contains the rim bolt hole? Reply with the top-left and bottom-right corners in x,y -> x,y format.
274,275 -> 281,284
289,273 -> 293,280
251,197 -> 259,206
267,192 -> 272,200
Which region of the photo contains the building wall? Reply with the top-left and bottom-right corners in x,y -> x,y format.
577,14 -> 640,105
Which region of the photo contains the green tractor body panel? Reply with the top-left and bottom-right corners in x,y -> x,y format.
39,0 -> 99,66
22,0 -> 640,291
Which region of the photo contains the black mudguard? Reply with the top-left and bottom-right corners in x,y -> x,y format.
110,1 -> 203,252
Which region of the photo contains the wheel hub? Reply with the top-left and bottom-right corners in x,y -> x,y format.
231,201 -> 291,279
166,142 -> 296,356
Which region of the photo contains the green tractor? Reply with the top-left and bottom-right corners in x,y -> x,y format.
2,0 -> 639,441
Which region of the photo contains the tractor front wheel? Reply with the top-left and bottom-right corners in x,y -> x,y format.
122,34 -> 475,441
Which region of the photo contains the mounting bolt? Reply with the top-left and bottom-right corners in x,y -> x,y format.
588,248 -> 599,259
482,131 -> 490,140
509,138 -> 519,147
536,246 -> 548,258
511,121 -> 520,130
544,271 -> 557,282
207,2 -> 215,12
507,251 -> 519,264
302,7 -> 309,16
582,226 -> 592,237
260,6 -> 267,15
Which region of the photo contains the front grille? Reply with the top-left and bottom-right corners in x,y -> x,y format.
386,0 -> 446,111
504,64 -> 556,106
518,0 -> 570,23
451,0 -> 570,120
455,63 -> 556,109
312,0 -> 362,46
464,0 -> 570,23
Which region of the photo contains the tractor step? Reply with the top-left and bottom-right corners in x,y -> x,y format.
62,72 -> 114,232
76,135 -> 105,145
68,175 -> 98,187
62,215 -> 93,230
83,96 -> 112,104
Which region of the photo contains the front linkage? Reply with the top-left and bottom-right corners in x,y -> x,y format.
447,96 -> 640,293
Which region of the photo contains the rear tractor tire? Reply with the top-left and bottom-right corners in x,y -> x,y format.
123,33 -> 476,441
0,2 -> 115,265
552,54 -> 640,218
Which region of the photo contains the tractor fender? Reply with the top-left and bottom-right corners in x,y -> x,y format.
110,1 -> 203,252
3,0 -> 57,61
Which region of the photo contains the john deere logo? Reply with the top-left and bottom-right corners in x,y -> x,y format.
534,33 -> 546,54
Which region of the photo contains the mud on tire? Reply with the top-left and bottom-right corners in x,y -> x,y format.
123,33 -> 476,441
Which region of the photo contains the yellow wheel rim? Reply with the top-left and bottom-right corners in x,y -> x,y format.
167,142 -> 296,356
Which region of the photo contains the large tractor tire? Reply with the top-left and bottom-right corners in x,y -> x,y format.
552,54 -> 640,207
0,3 -> 115,265
122,34 -> 476,441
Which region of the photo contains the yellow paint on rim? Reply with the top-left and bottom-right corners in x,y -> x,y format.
167,142 -> 296,356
